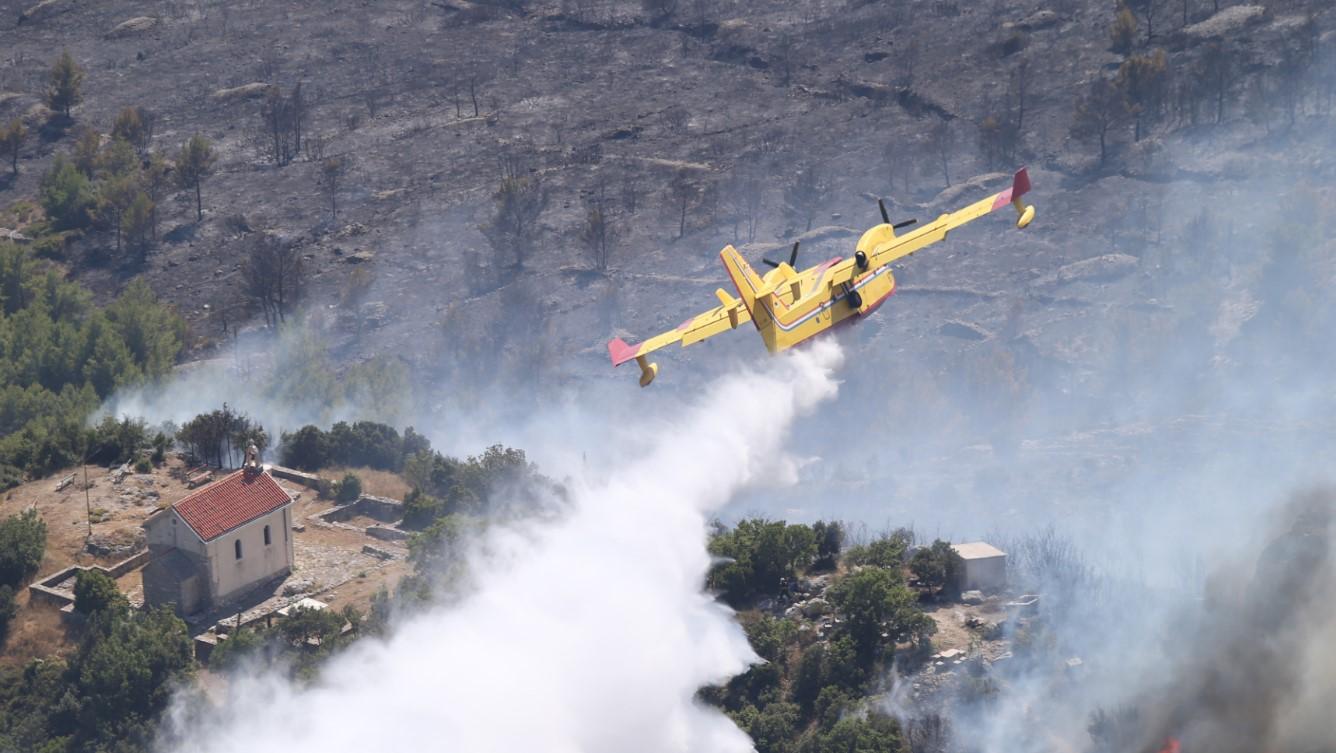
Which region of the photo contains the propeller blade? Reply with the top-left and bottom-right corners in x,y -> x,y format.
878,198 -> 890,225
762,258 -> 780,268
789,241 -> 800,267
893,218 -> 917,230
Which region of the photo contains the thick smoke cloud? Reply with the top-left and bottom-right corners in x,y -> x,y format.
160,341 -> 844,753
1134,488 -> 1336,753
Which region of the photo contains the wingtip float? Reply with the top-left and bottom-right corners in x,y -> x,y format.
609,167 -> 1035,387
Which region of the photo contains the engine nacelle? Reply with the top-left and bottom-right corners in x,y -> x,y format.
636,356 -> 659,387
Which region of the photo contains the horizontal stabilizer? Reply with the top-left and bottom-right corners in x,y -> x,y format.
608,337 -> 642,367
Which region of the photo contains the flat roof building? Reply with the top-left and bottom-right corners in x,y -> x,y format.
950,541 -> 1007,593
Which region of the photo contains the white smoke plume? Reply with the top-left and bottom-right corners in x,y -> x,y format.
162,340 -> 844,753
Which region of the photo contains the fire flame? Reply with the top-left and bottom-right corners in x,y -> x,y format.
1158,738 -> 1181,753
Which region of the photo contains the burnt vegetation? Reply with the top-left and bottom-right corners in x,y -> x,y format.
1,1 -> 1336,750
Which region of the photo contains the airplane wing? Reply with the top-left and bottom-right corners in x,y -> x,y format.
608,289 -> 752,386
867,167 -> 1034,269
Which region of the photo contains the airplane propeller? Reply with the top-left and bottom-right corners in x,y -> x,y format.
878,197 -> 917,230
763,241 -> 800,269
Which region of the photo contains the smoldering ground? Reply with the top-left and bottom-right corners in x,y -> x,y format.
156,341 -> 844,753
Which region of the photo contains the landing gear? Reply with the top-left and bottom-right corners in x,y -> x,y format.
846,290 -> 863,310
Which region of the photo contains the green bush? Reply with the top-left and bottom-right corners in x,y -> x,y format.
279,425 -> 330,470
707,518 -> 818,606
909,539 -> 956,595
74,569 -> 127,616
0,509 -> 47,587
279,422 -> 435,473
38,156 -> 94,230
803,712 -> 907,753
844,529 -> 913,569
208,625 -> 267,669
401,488 -> 445,530
828,567 -> 934,657
0,585 -> 17,644
334,473 -> 362,504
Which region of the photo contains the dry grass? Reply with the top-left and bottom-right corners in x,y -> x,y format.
324,466 -> 410,500
1,590 -> 74,668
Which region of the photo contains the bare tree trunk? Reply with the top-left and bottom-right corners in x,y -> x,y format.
195,181 -> 203,221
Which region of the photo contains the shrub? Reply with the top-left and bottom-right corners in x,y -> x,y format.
909,539 -> 956,594
334,473 -> 362,504
812,520 -> 844,570
279,425 -> 329,470
74,568 -> 127,616
39,155 -> 95,230
0,509 -> 47,587
828,567 -> 933,656
0,585 -> 17,644
401,488 -> 445,530
845,529 -> 913,568
707,519 -> 819,606
208,625 -> 268,669
133,457 -> 151,474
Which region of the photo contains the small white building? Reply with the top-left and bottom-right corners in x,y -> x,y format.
950,541 -> 1007,593
143,464 -> 294,616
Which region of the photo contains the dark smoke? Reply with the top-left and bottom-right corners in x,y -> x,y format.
1126,488 -> 1336,753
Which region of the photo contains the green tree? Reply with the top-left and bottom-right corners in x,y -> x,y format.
279,605 -> 345,649
141,151 -> 171,242
804,713 -> 908,753
175,135 -> 216,221
208,624 -> 268,669
790,642 -> 827,710
812,520 -> 844,570
46,50 -> 84,119
408,514 -> 477,580
74,605 -> 193,741
38,155 -> 95,230
73,569 -> 127,616
828,567 -> 933,657
708,519 -> 819,605
71,128 -> 102,177
401,488 -> 445,530
749,701 -> 801,753
110,106 -> 154,154
0,119 -> 24,175
745,615 -> 797,665
122,191 -> 154,258
0,509 -> 47,587
845,530 -> 912,569
813,686 -> 851,730
97,171 -> 139,253
910,539 -> 955,595
104,279 -> 184,378
279,425 -> 330,470
96,137 -> 138,180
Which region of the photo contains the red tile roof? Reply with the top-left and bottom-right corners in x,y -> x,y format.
173,468 -> 292,542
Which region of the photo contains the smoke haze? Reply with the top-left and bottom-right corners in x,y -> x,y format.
160,341 -> 844,753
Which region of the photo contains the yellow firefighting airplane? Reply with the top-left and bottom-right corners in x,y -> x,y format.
608,168 -> 1035,386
